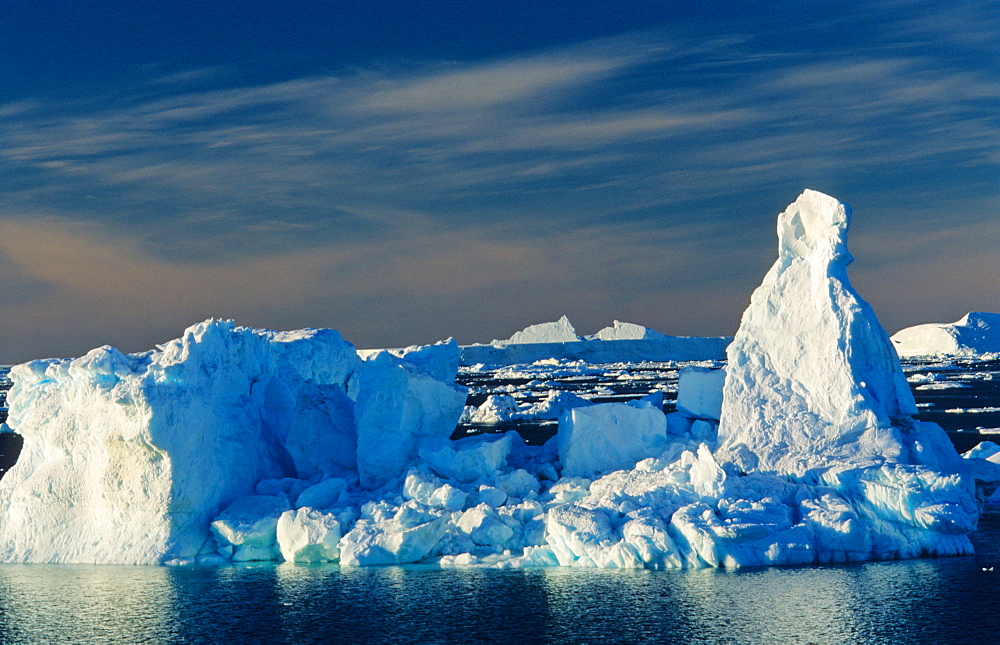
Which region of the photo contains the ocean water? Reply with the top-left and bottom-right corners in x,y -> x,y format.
1,513 -> 999,644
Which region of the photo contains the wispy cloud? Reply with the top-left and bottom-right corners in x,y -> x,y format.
0,6 -> 996,358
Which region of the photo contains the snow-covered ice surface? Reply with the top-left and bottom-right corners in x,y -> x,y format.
1,190 -> 998,568
892,312 -> 1000,358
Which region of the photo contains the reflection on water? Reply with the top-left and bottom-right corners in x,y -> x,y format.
0,515 -> 999,643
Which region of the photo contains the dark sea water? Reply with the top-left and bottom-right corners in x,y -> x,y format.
1,515 -> 999,644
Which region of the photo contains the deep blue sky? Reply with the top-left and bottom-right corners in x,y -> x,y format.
1,0 -> 997,361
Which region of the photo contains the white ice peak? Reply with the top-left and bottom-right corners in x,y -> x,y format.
717,189 -> 920,476
776,188 -> 853,270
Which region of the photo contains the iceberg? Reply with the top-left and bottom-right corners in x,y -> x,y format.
717,189 -> 921,476
498,315 -> 580,345
0,321 -> 361,564
558,398 -> 668,479
714,189 -> 987,557
0,189 -> 994,569
0,320 -> 463,564
891,312 -> 1000,357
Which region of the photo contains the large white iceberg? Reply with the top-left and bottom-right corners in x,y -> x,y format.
715,189 -> 987,556
717,189 -> 920,475
0,189 -> 995,569
891,312 -> 1000,357
0,320 -> 463,564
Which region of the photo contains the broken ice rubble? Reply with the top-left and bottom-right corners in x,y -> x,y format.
1,189 -> 998,568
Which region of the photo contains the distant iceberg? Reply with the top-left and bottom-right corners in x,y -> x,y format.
498,315 -> 580,344
590,320 -> 668,341
464,317 -> 729,366
0,190 -> 997,568
891,312 -> 1000,357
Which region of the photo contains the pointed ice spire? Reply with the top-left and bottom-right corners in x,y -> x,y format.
716,190 -> 919,476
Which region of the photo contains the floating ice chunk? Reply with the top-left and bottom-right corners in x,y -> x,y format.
499,316 -> 580,344
419,433 -> 513,483
457,504 -> 515,546
965,441 -> 1000,462
891,312 -> 1000,357
961,442 -> 1000,504
210,495 -> 290,562
339,514 -> 449,566
524,390 -> 592,419
915,382 -> 971,390
675,367 -> 725,420
591,320 -> 667,341
470,394 -> 520,424
276,507 -> 341,563
354,350 -> 467,488
558,399 -> 668,479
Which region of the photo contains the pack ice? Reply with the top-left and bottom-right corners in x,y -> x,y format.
891,312 -> 1000,357
0,189 -> 996,568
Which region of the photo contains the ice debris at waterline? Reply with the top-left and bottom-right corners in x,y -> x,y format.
1,189 -> 999,568
891,312 -> 1000,358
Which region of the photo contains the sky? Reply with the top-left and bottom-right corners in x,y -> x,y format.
0,0 -> 997,363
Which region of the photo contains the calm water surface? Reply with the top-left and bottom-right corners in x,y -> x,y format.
0,513 -> 998,644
